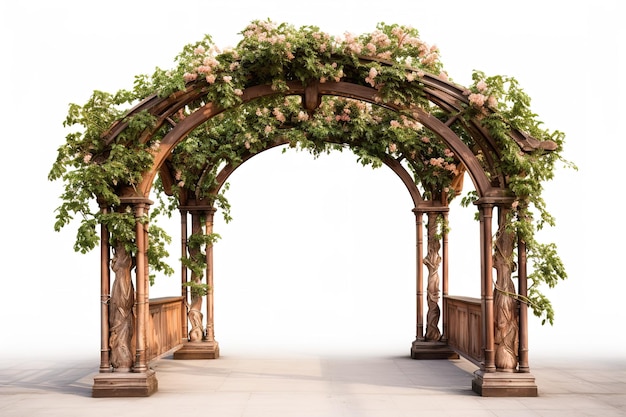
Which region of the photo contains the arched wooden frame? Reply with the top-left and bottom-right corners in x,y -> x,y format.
95,69 -> 551,397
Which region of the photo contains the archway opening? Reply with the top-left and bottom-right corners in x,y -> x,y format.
210,146 -> 416,355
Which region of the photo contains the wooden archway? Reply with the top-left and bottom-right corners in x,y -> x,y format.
90,68 -> 554,398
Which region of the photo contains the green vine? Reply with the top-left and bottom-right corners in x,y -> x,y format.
49,20 -> 573,325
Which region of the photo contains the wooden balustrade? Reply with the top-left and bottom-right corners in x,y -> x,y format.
445,295 -> 483,365
147,296 -> 185,362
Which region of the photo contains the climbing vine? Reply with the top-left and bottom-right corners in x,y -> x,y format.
48,19 -> 574,325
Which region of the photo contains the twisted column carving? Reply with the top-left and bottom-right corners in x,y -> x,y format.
109,242 -> 135,371
493,209 -> 519,371
187,213 -> 204,342
424,213 -> 442,341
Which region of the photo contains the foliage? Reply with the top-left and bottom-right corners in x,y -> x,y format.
49,19 -> 573,324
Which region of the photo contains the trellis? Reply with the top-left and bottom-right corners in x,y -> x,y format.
49,21 -> 565,398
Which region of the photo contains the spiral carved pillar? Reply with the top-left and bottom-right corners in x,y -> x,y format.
411,206 -> 457,360
493,207 -> 519,371
472,200 -> 537,397
424,212 -> 442,341
174,203 -> 220,359
93,197 -> 157,397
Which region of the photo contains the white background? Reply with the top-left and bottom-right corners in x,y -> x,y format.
0,1 -> 623,362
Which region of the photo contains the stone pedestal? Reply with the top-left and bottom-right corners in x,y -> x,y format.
92,370 -> 158,397
472,370 -> 538,397
411,340 -> 459,359
173,341 -> 220,359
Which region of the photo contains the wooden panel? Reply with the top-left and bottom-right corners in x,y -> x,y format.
147,297 -> 184,362
445,295 -> 482,365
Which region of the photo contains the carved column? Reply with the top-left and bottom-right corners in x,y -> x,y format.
441,211 -> 449,343
180,208 -> 189,343
472,200 -> 537,397
174,203 -> 220,359
424,212 -> 442,341
99,203 -> 111,373
187,211 -> 204,342
204,208 -> 217,343
93,197 -> 157,397
108,241 -> 135,372
517,227 -> 530,373
493,207 -> 519,371
479,202 -> 496,372
132,200 -> 150,373
411,207 -> 457,360
413,209 -> 425,343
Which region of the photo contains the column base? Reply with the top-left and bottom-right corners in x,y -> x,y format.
92,369 -> 158,397
173,340 -> 220,359
411,340 -> 460,359
472,369 -> 538,397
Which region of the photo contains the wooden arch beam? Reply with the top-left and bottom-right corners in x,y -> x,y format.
132,81 -> 494,198
208,139 -> 424,208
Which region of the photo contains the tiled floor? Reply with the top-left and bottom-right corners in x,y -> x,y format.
1,351 -> 625,417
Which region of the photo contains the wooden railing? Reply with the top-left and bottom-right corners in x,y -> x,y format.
147,296 -> 185,362
445,295 -> 483,365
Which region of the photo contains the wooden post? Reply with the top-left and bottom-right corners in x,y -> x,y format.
99,204 -> 111,373
480,203 -> 496,373
517,233 -> 530,373
93,197 -> 157,397
204,208 -> 217,343
133,201 -> 149,373
441,211 -> 449,343
413,208 -> 424,342
180,209 -> 189,342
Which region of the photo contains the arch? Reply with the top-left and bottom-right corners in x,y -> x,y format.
50,21 -> 567,399
114,79 -> 503,199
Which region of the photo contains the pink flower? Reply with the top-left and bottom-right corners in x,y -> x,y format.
83,154 -> 92,163
476,80 -> 488,92
264,125 -> 273,134
206,74 -> 216,84
183,73 -> 198,82
468,93 -> 486,107
389,143 -> 397,153
193,46 -> 205,55
234,89 -> 243,96
487,95 -> 498,108
222,75 -> 232,83
272,108 -> 286,123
